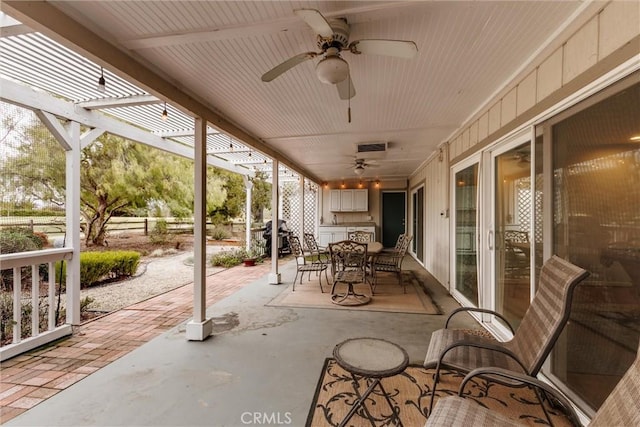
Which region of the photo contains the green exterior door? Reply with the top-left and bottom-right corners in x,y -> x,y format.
381,191 -> 406,248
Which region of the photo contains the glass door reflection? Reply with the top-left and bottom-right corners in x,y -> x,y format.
454,163 -> 479,305
494,143 -> 532,329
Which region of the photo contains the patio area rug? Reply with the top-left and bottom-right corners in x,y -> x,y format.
306,358 -> 573,426
267,271 -> 440,314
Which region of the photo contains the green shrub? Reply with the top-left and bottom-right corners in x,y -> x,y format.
32,231 -> 49,247
149,219 -> 173,244
56,250 -> 141,288
210,249 -> 244,268
0,227 -> 43,253
0,228 -> 44,290
0,294 -> 51,345
209,227 -> 230,241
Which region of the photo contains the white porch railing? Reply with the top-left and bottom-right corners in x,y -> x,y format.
1,248 -> 74,361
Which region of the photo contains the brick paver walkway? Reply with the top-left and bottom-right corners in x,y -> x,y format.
0,262 -> 273,423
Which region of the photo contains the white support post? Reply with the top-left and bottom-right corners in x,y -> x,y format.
186,117 -> 212,341
268,159 -> 281,284
65,121 -> 81,325
243,176 -> 253,250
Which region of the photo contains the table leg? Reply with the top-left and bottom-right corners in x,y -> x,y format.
338,374 -> 404,427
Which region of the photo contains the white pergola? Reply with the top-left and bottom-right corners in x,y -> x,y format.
0,12 -> 318,359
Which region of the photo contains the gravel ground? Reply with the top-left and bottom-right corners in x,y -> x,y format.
81,246 -> 230,313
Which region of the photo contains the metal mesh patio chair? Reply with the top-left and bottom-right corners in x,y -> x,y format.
423,255 -> 589,415
426,341 -> 640,426
288,235 -> 328,292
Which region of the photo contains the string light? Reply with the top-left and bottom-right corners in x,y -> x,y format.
97,67 -> 106,92
161,102 -> 168,121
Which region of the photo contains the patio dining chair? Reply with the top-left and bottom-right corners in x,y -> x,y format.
423,255 -> 589,415
371,234 -> 413,292
381,233 -> 407,253
426,341 -> 640,426
288,235 -> 328,292
328,240 -> 372,304
303,233 -> 330,266
347,230 -> 374,243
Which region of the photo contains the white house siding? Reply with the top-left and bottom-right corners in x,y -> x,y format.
409,148 -> 450,287
411,0 -> 640,290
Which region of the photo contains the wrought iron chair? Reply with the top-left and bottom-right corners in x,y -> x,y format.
381,233 -> 406,253
288,235 -> 328,292
328,240 -> 371,305
347,230 -> 374,243
504,230 -> 531,277
371,234 -> 413,292
423,255 -> 589,415
303,233 -> 330,266
426,342 -> 640,426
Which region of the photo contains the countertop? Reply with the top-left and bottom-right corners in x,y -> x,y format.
319,222 -> 376,227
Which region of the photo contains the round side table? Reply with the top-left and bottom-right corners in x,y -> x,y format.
333,337 -> 409,427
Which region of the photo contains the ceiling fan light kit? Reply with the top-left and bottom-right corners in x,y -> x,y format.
354,165 -> 365,175
316,54 -> 349,84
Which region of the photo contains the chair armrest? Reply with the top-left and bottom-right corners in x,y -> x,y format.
445,307 -> 515,334
459,367 -> 581,427
437,339 -> 527,374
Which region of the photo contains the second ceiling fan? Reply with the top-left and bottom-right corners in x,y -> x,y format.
261,8 -> 418,100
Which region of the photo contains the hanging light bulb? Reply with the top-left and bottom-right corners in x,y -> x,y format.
161,102 -> 168,121
97,67 -> 106,92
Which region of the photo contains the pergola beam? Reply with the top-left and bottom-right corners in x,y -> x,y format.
76,94 -> 160,110
1,78 -> 253,177
158,129 -> 219,138
1,0 -> 320,184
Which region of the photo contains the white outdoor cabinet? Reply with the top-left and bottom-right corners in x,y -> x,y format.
330,190 -> 342,212
318,226 -> 348,247
329,189 -> 368,212
340,190 -> 354,211
353,189 -> 368,211
319,225 -> 375,246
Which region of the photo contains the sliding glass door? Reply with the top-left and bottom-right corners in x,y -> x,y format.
451,158 -> 479,306
544,77 -> 640,411
490,137 -> 533,330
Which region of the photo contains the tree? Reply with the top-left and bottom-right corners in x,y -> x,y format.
79,135 -> 196,245
2,117 -> 198,245
251,172 -> 271,224
207,169 -> 244,225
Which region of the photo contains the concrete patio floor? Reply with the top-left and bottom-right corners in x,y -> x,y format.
2,256 -> 476,426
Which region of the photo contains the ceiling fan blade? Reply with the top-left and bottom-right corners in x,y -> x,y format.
261,52 -> 318,82
349,39 -> 418,59
336,73 -> 356,100
294,9 -> 334,38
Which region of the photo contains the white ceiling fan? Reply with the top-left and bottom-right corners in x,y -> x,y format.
348,158 -> 380,175
261,8 -> 418,100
